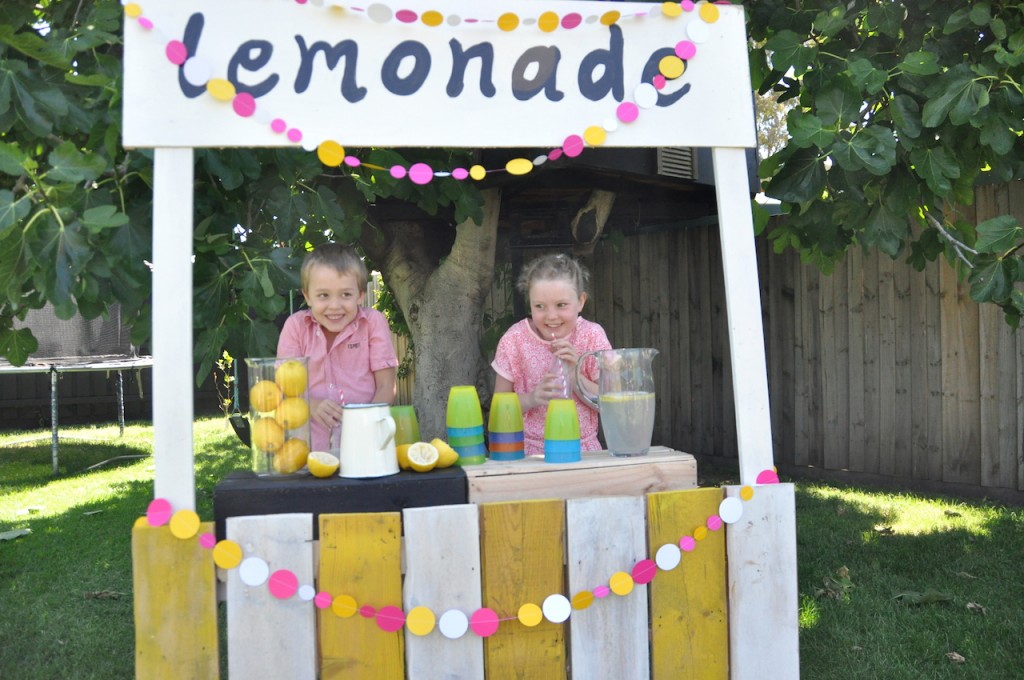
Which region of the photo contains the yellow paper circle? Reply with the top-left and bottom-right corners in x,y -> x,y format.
317,141 -> 346,167
406,606 -> 436,636
538,11 -> 559,32
693,525 -> 708,541
133,516 -> 149,529
469,165 -> 487,180
609,571 -> 634,596
518,602 -> 543,627
505,158 -> 533,176
571,591 -> 595,610
699,2 -> 720,23
583,126 -> 607,147
600,11 -> 621,26
497,13 -> 520,32
206,78 -> 236,101
125,3 -> 143,19
212,540 -> 243,570
740,485 -> 755,501
659,55 -> 685,80
169,509 -> 200,539
332,594 -> 358,618
662,2 -> 682,17
421,10 -> 444,27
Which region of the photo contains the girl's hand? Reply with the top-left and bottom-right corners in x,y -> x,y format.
528,372 -> 566,409
549,337 -> 579,368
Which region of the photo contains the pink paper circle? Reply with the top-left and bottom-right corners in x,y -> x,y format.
409,162 -> 434,185
198,532 -> 216,549
146,498 -> 173,526
561,13 -> 582,29
390,165 -> 408,179
469,608 -> 500,637
617,102 -> 639,123
359,605 -> 377,619
138,17 -> 153,30
562,135 -> 584,158
707,515 -> 723,531
270,118 -> 287,133
680,535 -> 696,552
452,167 -> 469,180
165,41 -> 187,65
286,128 -> 302,143
632,559 -> 657,585
676,41 -> 697,60
682,0 -> 695,10
593,585 -> 610,599
232,93 -> 256,117
314,591 -> 333,609
267,569 -> 299,599
377,605 -> 406,632
396,10 -> 418,23
653,75 -> 666,90
344,156 -> 361,167
756,469 -> 780,484
548,148 -> 563,161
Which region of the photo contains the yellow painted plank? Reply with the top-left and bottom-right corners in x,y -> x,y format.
133,520 -> 219,680
318,512 -> 404,680
647,488 -> 728,680
480,499 -> 566,680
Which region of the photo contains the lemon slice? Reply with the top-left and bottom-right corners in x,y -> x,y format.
430,438 -> 459,468
396,444 -> 412,470
407,442 -> 439,472
307,451 -> 340,478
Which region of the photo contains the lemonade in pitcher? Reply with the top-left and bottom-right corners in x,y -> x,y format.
599,391 -> 656,456
575,348 -> 659,457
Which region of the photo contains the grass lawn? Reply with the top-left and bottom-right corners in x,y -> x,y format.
2,418 -> 1022,678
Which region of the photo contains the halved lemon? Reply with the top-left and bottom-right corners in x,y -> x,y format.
407,442 -> 439,472
396,444 -> 412,470
430,438 -> 459,468
307,451 -> 340,478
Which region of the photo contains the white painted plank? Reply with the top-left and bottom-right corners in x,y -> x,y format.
725,484 -> 799,680
566,496 -> 649,680
152,147 -> 195,510
712,147 -> 775,483
402,505 -> 484,680
226,513 -> 317,680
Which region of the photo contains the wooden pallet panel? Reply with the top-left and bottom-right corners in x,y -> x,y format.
480,499 -> 565,679
319,512 -> 404,680
566,496 -> 650,680
403,504 -> 484,679
647,488 -> 728,680
133,520 -> 219,680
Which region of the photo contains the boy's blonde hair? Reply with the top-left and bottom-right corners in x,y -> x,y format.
300,242 -> 368,292
517,253 -> 591,299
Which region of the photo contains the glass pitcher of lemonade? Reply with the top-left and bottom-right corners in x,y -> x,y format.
575,348 -> 659,456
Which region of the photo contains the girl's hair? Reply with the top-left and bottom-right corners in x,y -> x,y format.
301,242 -> 369,292
516,253 -> 590,298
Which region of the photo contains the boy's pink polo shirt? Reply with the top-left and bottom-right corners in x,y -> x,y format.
277,307 -> 398,450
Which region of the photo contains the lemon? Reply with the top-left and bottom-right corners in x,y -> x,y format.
430,438 -> 459,468
307,451 -> 340,478
275,360 -> 308,397
249,380 -> 282,412
407,441 -> 439,472
273,437 -> 310,473
395,444 -> 412,470
275,396 -> 310,429
252,417 -> 285,453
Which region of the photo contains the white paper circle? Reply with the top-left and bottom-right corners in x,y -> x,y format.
438,609 -> 469,639
533,154 -> 548,166
656,543 -> 682,571
253,107 -> 272,125
182,57 -> 213,87
150,28 -> 168,45
719,497 -> 744,524
634,83 -> 659,109
238,557 -> 269,587
687,21 -> 711,44
603,117 -> 619,133
301,138 -> 319,152
297,584 -> 316,601
367,3 -> 393,23
542,594 -> 571,623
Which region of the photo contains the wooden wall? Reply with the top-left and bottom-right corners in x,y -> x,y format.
586,181 -> 1024,501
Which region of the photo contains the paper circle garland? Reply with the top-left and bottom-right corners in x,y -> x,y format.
238,557 -> 270,587
656,543 -> 682,571
169,509 -> 200,539
542,594 -> 572,623
571,590 -> 595,610
407,606 -> 437,636
146,498 -> 173,526
212,540 -> 243,570
518,602 -> 543,627
632,559 -> 657,585
268,569 -> 299,599
314,591 -> 333,609
439,609 -> 470,639
719,497 -> 744,524
377,605 -> 406,632
609,571 -> 634,596
469,608 -> 500,637
298,584 -> 316,601
332,594 -> 358,618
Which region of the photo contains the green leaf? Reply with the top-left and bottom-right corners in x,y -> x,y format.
764,148 -> 826,203
0,141 -> 25,176
979,118 -> 1016,155
865,1 -> 904,37
812,6 -> 848,38
787,110 -> 833,149
817,79 -> 861,126
969,3 -> 992,26
890,95 -> 922,139
0,189 -> 31,232
943,8 -> 972,34
900,51 -> 940,76
862,202 -> 908,257
832,127 -> 897,176
910,146 -> 960,196
848,58 -> 888,94
970,259 -> 1012,302
82,205 -> 129,233
974,215 -> 1022,254
0,326 -> 38,366
922,66 -> 989,127
48,142 -> 107,183
764,30 -> 815,76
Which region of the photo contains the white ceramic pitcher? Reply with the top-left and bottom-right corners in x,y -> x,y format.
336,403 -> 399,478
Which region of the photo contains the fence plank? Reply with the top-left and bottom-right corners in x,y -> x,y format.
674,230 -> 693,447
647,488 -> 728,680
924,260 -> 944,481
832,262 -> 850,471
862,251 -> 881,474
892,259 -> 913,478
402,505 -> 484,680
878,254 -> 897,477
566,496 -> 649,680
726,483 -> 799,680
480,499 -> 566,679
319,512 -> 404,680
847,247 -> 866,473
226,513 -> 316,680
133,521 -> 219,680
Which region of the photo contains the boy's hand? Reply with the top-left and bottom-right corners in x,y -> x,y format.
311,397 -> 344,430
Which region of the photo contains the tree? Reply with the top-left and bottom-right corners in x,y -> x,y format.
747,0 -> 1024,323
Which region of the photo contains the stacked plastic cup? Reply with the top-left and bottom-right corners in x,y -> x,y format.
543,398 -> 581,463
487,392 -> 525,461
446,385 -> 487,465
390,405 -> 420,446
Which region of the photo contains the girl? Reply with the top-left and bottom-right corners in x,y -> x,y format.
492,253 -> 611,455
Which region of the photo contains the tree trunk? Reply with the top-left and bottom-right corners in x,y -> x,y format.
363,189 -> 502,440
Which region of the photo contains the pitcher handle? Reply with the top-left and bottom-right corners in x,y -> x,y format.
575,351 -> 601,409
377,415 -> 396,449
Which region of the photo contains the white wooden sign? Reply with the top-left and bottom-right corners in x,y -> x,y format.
123,0 -> 755,149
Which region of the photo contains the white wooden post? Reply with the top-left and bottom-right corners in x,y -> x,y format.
152,148 -> 196,510
712,146 -> 775,485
